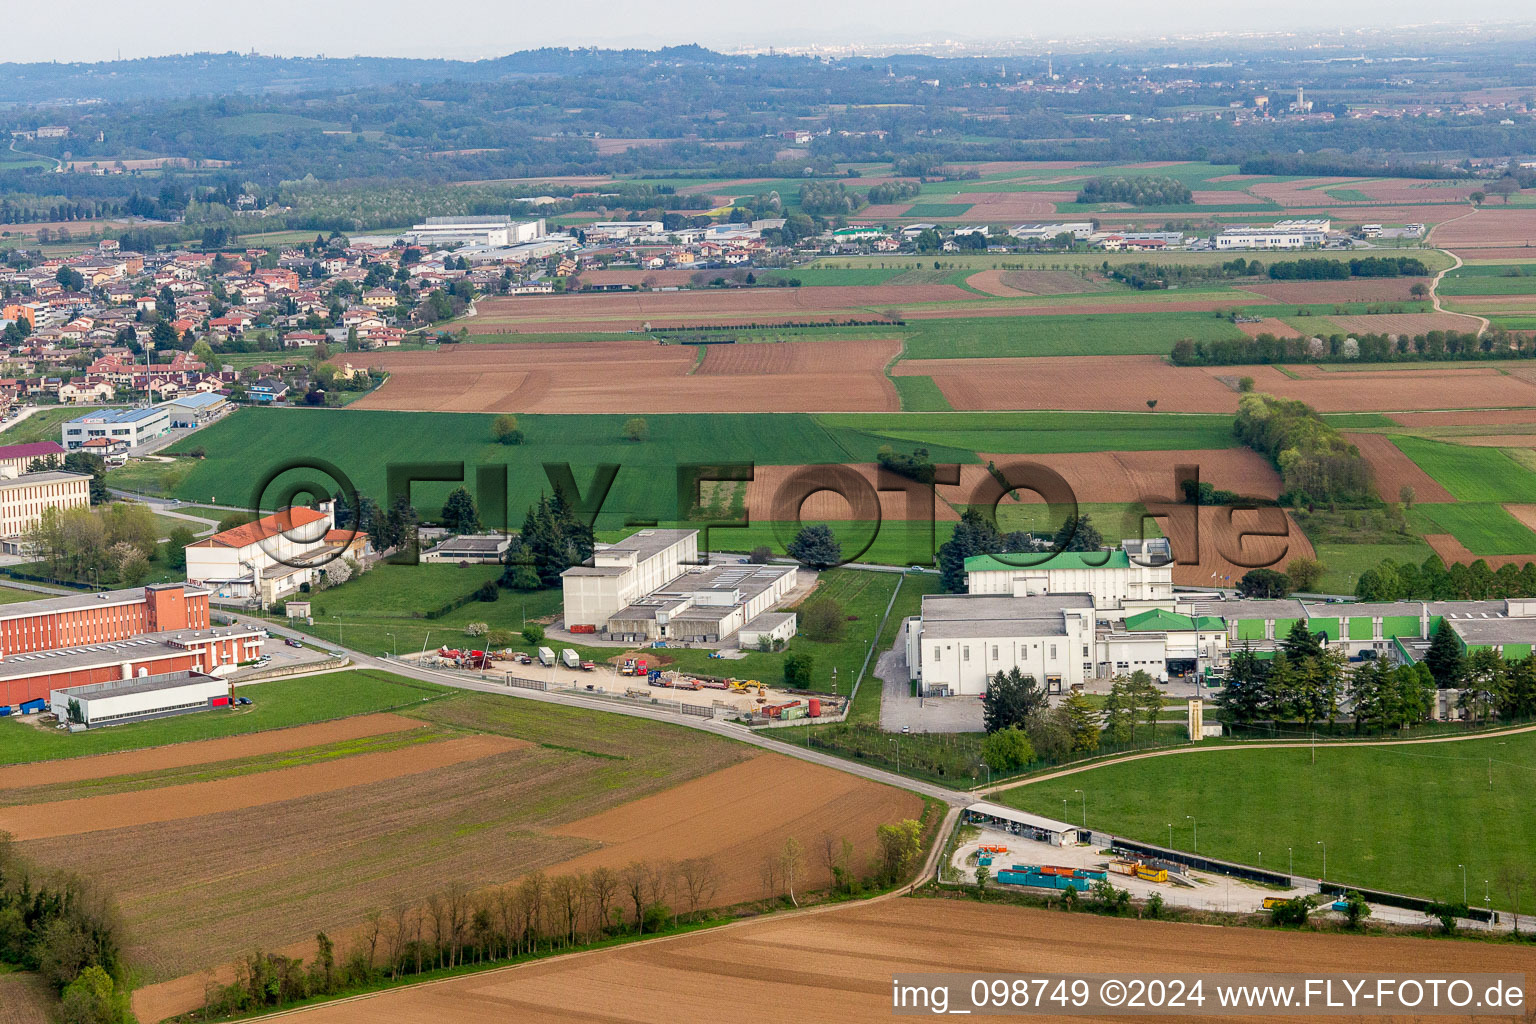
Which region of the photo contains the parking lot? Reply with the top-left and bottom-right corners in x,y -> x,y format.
229,635 -> 340,680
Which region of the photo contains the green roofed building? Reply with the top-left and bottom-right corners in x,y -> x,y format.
964,539 -> 1174,614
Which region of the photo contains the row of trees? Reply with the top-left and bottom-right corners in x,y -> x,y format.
1234,393 -> 1375,505
1265,256 -> 1428,280
981,668 -> 1169,771
207,815 -> 926,1017
1172,329 -> 1525,367
936,508 -> 1104,593
1076,175 -> 1192,206
503,492 -> 595,590
1356,553 -> 1536,603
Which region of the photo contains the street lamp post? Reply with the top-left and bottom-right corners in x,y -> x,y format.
978,763 -> 992,786
333,615 -> 342,645
1074,788 -> 1086,827
1459,864 -> 1467,906
889,738 -> 900,775
1288,847 -> 1293,877
1167,823 -> 1174,848
1186,815 -> 1197,855
1318,841 -> 1326,881
385,632 -> 395,657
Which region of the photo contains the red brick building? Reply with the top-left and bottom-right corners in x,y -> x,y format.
0,583 -> 265,709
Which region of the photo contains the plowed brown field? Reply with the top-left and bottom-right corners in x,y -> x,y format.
0,973 -> 53,1024
578,269 -> 698,287
0,714 -> 420,789
1328,313 -> 1477,335
472,285 -> 968,330
1242,279 -> 1426,303
964,269 -> 1100,297
0,734 -> 527,840
550,754 -> 921,907
1159,505 -> 1316,587
942,193 -> 1074,220
896,355 -> 1242,412
1426,533 -> 1536,569
1433,207 -> 1536,247
1390,409 -> 1536,427
1237,317 -> 1302,338
268,897 -> 1536,1024
1505,505 -> 1536,532
350,339 -> 900,413
1342,433 -> 1455,503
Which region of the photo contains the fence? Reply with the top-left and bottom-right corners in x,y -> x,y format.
1102,836 -> 1294,888
553,684 -> 715,719
503,675 -> 549,692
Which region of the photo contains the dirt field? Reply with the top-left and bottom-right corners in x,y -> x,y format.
0,734 -> 527,840
1389,408 -> 1536,427
1341,433 -> 1455,503
1327,313 -> 1478,335
472,285 -> 969,330
1241,279 -> 1426,303
1440,434 -> 1536,447
1505,505 -> 1536,533
0,713 -> 420,788
577,269 -> 699,287
265,896 -> 1536,1024
940,193 -> 1076,220
0,973 -> 54,1024
349,339 -> 901,413
1432,207 -> 1536,248
1425,533 -> 1536,568
1159,505 -> 1316,587
1236,317 -> 1303,338
1219,363 -> 1536,414
120,747 -> 917,1020
964,269 -> 1101,297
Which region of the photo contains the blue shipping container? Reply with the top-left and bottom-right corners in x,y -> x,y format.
0,705 -> 11,717
20,699 -> 46,714
1073,869 -> 1107,881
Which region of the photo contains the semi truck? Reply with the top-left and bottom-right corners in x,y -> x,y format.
537,647 -> 556,667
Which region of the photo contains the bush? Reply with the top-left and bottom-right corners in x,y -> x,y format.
462,622 -> 488,637
748,545 -> 772,564
521,624 -> 546,645
475,580 -> 499,602
784,651 -> 814,688
486,629 -> 513,648
799,598 -> 845,641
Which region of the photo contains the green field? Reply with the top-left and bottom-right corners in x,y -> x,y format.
1438,266 -> 1536,296
1000,732 -> 1536,911
1390,436 -> 1536,502
0,670 -> 445,764
140,408 -> 1255,531
891,375 -> 953,411
271,563 -> 563,656
0,407 -> 102,445
900,312 -> 1246,359
900,202 -> 974,218
1312,540 -> 1436,595
1410,503 -> 1536,556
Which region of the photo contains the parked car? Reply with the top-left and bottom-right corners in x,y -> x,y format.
235,696 -> 252,706
285,638 -> 303,648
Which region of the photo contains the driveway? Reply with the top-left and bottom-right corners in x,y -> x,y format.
879,618 -> 985,734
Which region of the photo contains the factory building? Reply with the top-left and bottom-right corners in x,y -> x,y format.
406,217 -> 545,248
963,539 -> 1174,614
50,670 -> 230,728
907,593 -> 1095,696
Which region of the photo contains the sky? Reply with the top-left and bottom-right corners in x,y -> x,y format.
1,1 -> 1530,63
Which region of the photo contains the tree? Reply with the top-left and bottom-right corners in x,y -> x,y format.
1102,675 -> 1137,742
58,965 -> 131,1024
778,837 -> 803,908
620,417 -> 649,443
747,545 -> 772,564
975,863 -> 990,895
937,507 -> 1002,593
491,414 -> 524,445
1338,890 -> 1372,929
786,523 -> 841,569
1281,619 -> 1324,661
110,542 -> 150,587
980,726 -> 1035,772
1130,670 -> 1164,736
63,451 -> 110,504
1398,484 -> 1415,509
799,597 -> 845,641
440,487 -> 480,534
1424,620 -> 1464,688
1285,557 -> 1325,593
1268,895 -> 1315,926
1052,513 -> 1103,553
874,819 -> 923,885
521,624 -> 545,646
1059,691 -> 1101,753
1238,568 -> 1293,598
1216,647 -> 1269,725
982,666 -> 1048,733
783,652 -> 814,689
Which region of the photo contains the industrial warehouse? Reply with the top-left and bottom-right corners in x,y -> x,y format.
0,583 -> 264,711
49,670 -> 231,729
561,528 -> 799,644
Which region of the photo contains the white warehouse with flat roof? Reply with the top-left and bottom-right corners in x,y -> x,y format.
907,592 -> 1095,697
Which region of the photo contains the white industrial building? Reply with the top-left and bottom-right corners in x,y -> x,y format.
184,504 -> 357,603
1010,222 -> 1094,241
561,528 -> 799,644
907,593 -> 1095,696
406,217 -> 545,248
585,221 -> 664,241
963,539 -> 1174,614
1215,219 -> 1330,250
62,406 -> 171,451
0,469 -> 92,549
50,670 -> 229,728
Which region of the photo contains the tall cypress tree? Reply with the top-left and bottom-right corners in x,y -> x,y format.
1424,620 -> 1464,689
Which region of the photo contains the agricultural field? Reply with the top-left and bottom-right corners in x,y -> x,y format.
1002,731 -> 1536,911
1390,436 -> 1536,502
269,897 -> 1536,1024
0,406 -> 101,444
1409,503 -> 1536,556
3,683 -> 922,1022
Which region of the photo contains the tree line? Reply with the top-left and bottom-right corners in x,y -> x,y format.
1076,175 -> 1193,206
1355,551 -> 1536,603
1265,256 -> 1429,280
202,816 -> 925,1018
1172,329 -> 1533,367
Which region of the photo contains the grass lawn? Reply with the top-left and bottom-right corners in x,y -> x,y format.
1312,541 -> 1436,595
845,571 -> 943,724
271,564 -> 563,656
901,202 -> 974,218
892,375 -> 953,411
0,585 -> 45,604
0,406 -> 103,445
106,457 -> 198,496
1390,436 -> 1536,502
822,411 -> 1241,455
900,312 -> 1245,360
999,731 -> 1536,911
1409,503 -> 1536,556
1437,266 -> 1536,296
0,669 -> 445,765
993,502 -> 1165,540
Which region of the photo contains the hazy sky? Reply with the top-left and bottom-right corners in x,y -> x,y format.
1,1 -> 1528,62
